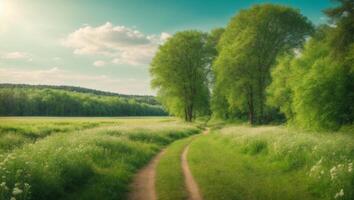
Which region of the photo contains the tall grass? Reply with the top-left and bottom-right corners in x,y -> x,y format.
188,125 -> 354,200
0,117 -> 200,200
0,117 -> 119,153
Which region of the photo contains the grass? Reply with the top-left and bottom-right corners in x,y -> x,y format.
188,125 -> 354,200
156,135 -> 199,200
0,117 -> 201,200
0,117 -> 119,153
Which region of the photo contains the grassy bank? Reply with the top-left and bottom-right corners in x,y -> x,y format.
0,117 -> 200,200
188,125 -> 354,200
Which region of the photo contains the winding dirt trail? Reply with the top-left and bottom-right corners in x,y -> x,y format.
128,150 -> 165,200
128,128 -> 208,200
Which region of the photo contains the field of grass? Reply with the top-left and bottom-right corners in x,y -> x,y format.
0,117 -> 119,153
188,125 -> 354,200
0,117 -> 201,200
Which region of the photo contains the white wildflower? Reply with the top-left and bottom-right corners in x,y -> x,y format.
0,182 -> 6,187
330,166 -> 337,179
339,189 -> 344,196
24,183 -> 30,189
317,158 -> 323,164
12,187 -> 22,195
334,189 -> 344,199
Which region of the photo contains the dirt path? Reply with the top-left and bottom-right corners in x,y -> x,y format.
128,128 -> 208,200
181,129 -> 208,200
128,150 -> 165,200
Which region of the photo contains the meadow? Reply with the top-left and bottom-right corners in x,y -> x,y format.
0,117 -> 201,200
188,125 -> 354,200
0,117 -> 353,200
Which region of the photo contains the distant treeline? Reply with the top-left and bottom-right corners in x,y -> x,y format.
0,83 -> 159,105
0,86 -> 167,116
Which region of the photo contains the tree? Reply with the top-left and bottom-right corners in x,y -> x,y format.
324,0 -> 354,55
213,4 -> 313,124
266,53 -> 295,120
150,31 -> 211,121
267,0 -> 354,130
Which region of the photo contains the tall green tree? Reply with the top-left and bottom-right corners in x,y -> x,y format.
267,0 -> 354,130
213,4 -> 313,124
150,31 -> 211,121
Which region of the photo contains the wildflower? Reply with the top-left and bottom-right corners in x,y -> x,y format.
334,189 -> 344,199
317,158 -> 322,164
339,189 -> 344,196
330,166 -> 337,180
12,187 -> 23,195
24,183 -> 30,189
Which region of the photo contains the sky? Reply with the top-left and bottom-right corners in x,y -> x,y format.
0,0 -> 334,95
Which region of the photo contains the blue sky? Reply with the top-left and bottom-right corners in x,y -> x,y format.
0,0 -> 333,95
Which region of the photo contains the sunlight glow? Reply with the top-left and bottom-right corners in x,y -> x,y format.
0,0 -> 21,22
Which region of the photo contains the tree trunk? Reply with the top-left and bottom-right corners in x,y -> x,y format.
259,83 -> 264,124
248,86 -> 255,125
184,107 -> 188,121
186,104 -> 193,122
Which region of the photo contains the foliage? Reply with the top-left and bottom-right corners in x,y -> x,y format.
0,87 -> 166,117
267,0 -> 354,130
212,4 -> 313,124
150,31 -> 212,121
0,84 -> 159,105
266,54 -> 295,120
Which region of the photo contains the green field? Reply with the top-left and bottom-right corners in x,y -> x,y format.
0,117 -> 353,200
188,125 -> 354,200
0,117 -> 201,200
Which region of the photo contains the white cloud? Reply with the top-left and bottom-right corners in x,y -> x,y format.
2,52 -> 30,60
0,67 -> 153,95
63,22 -> 170,66
93,60 -> 106,67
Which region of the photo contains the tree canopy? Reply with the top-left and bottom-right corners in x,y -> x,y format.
150,31 -> 212,121
212,4 -> 313,124
267,0 -> 354,130
0,86 -> 166,116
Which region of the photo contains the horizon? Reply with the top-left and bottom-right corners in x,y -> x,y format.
0,0 -> 333,95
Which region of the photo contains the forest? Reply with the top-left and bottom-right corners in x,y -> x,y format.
151,1 -> 353,131
0,85 -> 166,116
